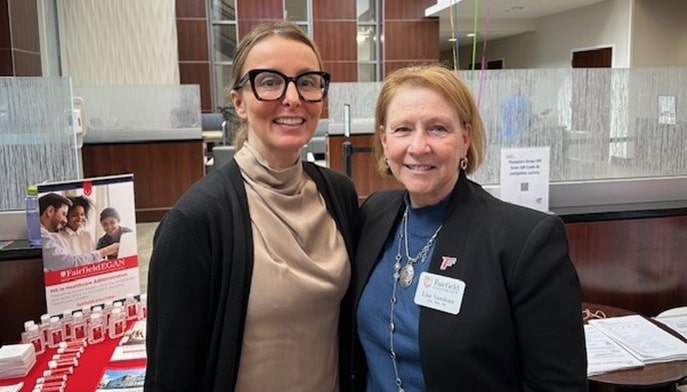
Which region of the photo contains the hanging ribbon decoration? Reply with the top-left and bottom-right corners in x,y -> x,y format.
476,0 -> 492,106
449,0 -> 459,71
469,0 -> 480,91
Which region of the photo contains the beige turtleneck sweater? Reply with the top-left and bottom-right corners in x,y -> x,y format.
233,144 -> 350,392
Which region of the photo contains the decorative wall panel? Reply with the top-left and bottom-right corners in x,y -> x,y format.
1,77 -> 80,211
314,21 -> 357,62
57,0 -> 179,85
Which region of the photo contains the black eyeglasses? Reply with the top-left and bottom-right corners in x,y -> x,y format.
233,69 -> 330,102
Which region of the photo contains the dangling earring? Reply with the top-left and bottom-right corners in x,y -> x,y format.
459,156 -> 468,171
383,156 -> 390,169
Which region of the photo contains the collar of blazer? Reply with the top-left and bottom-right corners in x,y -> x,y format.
354,171 -> 481,301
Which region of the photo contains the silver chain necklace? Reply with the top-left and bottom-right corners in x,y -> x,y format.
398,207 -> 443,288
389,207 -> 442,392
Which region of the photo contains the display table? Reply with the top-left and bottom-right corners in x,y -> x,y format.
0,320 -> 146,391
584,302 -> 687,392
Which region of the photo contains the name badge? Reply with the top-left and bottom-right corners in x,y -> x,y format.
413,272 -> 466,315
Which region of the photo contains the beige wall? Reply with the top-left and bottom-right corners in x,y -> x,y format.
631,0 -> 687,66
450,0 -> 687,70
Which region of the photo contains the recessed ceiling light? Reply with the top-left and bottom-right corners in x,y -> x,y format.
448,38 -> 457,42
467,33 -> 475,37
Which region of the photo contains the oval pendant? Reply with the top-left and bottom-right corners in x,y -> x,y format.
399,263 -> 414,288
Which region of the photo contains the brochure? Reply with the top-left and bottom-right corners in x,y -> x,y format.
36,174 -> 140,316
110,320 -> 147,361
96,366 -> 145,391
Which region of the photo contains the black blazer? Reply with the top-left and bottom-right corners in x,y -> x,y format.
352,172 -> 587,391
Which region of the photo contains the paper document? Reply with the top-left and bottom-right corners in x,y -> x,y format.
585,325 -> 644,376
589,315 -> 687,364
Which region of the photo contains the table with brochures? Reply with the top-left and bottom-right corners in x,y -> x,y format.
0,320 -> 146,392
584,302 -> 687,392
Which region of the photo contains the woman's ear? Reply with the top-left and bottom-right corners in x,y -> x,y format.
379,125 -> 387,150
462,122 -> 472,155
230,90 -> 247,119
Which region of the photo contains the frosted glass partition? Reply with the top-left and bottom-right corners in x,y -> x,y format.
74,84 -> 201,143
1,77 -> 80,211
328,67 -> 687,185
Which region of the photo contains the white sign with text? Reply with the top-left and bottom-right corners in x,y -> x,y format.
499,147 -> 550,212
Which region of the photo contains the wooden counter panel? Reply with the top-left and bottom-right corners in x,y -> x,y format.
327,134 -> 402,200
566,215 -> 687,316
82,140 -> 204,222
0,258 -> 46,345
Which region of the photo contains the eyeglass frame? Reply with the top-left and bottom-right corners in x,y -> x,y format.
232,69 -> 331,103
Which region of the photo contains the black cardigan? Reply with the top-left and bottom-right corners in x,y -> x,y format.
145,159 -> 360,391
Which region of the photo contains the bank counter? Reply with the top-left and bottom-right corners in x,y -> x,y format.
76,85 -> 206,224
81,129 -> 204,224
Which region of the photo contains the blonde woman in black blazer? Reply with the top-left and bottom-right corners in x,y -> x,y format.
352,65 -> 587,391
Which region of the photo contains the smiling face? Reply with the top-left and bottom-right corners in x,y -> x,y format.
100,216 -> 120,237
66,205 -> 86,231
230,36 -> 323,169
46,204 -> 68,233
381,86 -> 471,208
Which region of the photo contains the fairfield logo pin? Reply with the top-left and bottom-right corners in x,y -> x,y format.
440,256 -> 457,270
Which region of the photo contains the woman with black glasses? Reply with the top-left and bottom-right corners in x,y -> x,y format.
145,20 -> 360,392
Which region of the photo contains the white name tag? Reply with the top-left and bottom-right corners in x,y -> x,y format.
413,272 -> 466,315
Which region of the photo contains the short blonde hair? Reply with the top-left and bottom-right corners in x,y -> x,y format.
373,64 -> 486,175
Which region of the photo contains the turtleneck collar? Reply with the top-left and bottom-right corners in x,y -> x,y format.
235,143 -> 304,194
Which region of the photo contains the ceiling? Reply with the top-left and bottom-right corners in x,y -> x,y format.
425,0 -> 607,51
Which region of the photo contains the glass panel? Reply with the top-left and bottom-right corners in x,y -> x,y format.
213,24 -> 237,62
211,0 -> 236,21
357,0 -> 375,22
0,77 -> 80,210
285,0 -> 307,21
357,64 -> 376,82
214,64 -> 234,109
73,85 -> 201,141
327,67 -> 687,183
357,26 -> 376,61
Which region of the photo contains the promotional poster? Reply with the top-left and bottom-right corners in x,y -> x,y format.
36,174 -> 140,316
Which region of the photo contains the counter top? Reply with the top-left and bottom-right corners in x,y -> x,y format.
555,201 -> 687,223
84,127 -> 202,144
0,240 -> 41,261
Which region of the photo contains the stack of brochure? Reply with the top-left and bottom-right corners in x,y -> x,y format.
0,344 -> 36,379
586,314 -> 687,375
110,320 -> 147,362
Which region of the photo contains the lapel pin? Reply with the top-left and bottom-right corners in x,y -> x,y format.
440,256 -> 457,271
